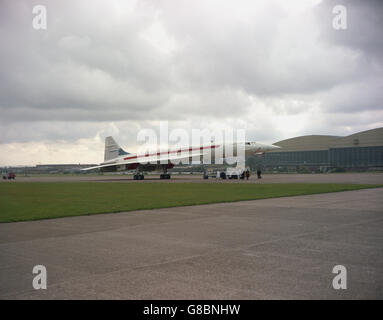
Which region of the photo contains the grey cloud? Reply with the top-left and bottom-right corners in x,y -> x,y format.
0,0 -> 382,164
315,0 -> 383,64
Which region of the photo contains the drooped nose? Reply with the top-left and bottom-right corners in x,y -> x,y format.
269,144 -> 281,150
260,143 -> 281,152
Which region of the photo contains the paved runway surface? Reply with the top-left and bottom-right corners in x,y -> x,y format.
7,172 -> 383,184
1,188 -> 382,299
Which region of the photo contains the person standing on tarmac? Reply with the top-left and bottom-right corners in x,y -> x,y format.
246,169 -> 250,180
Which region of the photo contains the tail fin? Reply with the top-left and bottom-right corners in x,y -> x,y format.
104,136 -> 129,161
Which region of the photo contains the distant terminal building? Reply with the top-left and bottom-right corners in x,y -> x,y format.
258,127 -> 383,172
0,164 -> 97,174
34,164 -> 97,173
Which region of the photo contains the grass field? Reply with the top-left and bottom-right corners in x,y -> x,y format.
0,182 -> 382,223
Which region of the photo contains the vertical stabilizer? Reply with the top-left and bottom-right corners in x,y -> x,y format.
104,136 -> 129,161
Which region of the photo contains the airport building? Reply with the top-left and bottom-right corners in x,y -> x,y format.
0,164 -> 97,174
257,127 -> 383,172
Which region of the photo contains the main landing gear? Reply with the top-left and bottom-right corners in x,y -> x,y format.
133,173 -> 144,180
160,167 -> 171,179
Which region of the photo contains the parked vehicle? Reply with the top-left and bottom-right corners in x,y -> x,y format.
3,172 -> 16,180
225,168 -> 245,179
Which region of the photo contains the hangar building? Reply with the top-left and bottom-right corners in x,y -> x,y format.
259,127 -> 383,172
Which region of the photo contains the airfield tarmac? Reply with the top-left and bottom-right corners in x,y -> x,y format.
7,172 -> 383,184
0,185 -> 382,299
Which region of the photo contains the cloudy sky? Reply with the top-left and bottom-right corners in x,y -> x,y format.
0,0 -> 382,165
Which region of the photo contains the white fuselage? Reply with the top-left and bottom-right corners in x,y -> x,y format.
101,141 -> 279,167
82,136 -> 280,174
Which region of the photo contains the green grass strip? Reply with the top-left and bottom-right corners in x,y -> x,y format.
0,182 -> 381,222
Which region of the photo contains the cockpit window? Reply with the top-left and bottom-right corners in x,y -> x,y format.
245,142 -> 251,145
